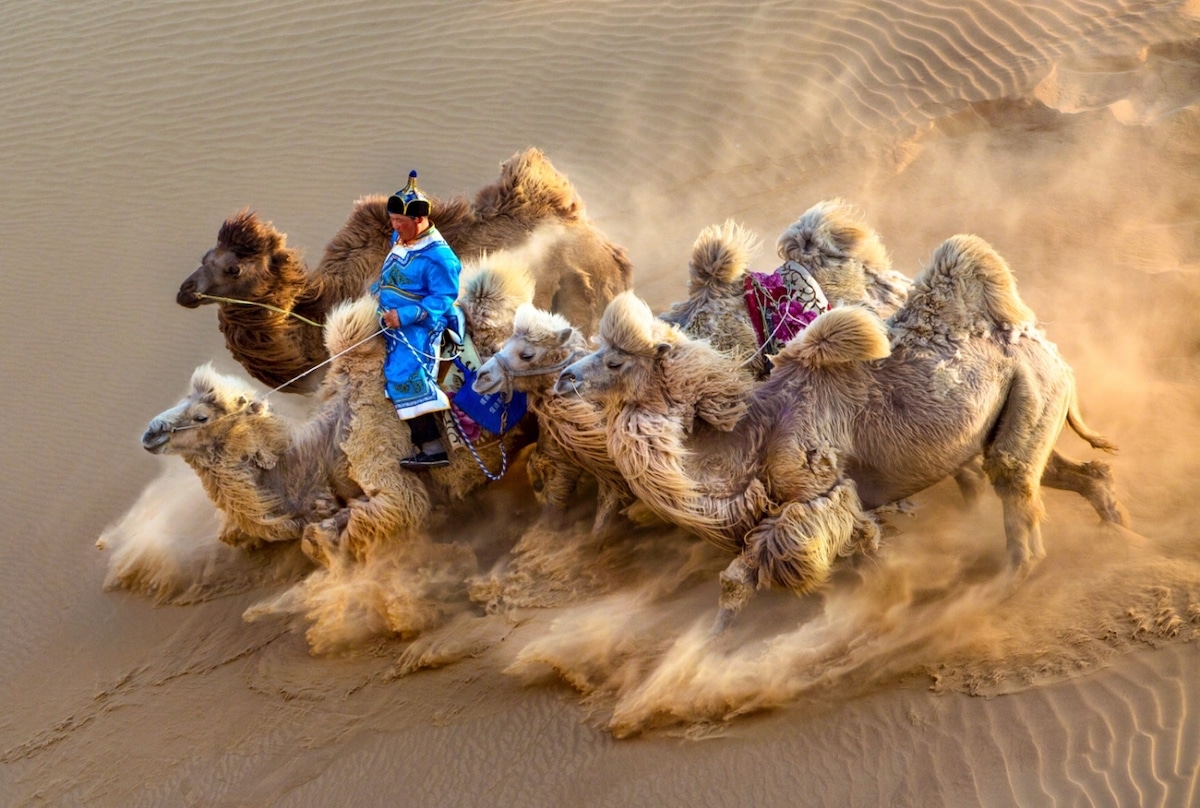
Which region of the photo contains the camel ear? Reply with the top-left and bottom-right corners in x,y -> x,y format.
556,327 -> 573,344
655,342 -> 672,358
247,400 -> 266,415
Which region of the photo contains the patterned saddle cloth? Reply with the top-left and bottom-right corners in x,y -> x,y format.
744,260 -> 830,354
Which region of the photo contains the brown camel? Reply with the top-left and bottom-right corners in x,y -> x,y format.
177,147 -> 633,392
143,260 -> 537,564
556,235 -> 1122,630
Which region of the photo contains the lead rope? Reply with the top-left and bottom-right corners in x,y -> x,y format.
194,292 -> 324,328
166,325 -> 386,433
447,405 -> 509,481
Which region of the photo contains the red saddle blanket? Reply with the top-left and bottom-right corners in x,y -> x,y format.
744,261 -> 830,355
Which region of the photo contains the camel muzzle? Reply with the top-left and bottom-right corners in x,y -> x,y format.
471,364 -> 504,397
141,425 -> 170,453
177,277 -> 206,308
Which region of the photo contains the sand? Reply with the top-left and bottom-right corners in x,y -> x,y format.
2,0 -> 1200,805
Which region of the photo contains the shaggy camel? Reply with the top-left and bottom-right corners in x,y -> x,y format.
177,147 -> 633,392
556,236 -> 1121,630
659,200 -> 909,379
661,203 -> 1121,519
143,261 -> 537,563
472,220 -> 791,537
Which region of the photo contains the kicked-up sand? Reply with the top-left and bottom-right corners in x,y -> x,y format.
2,1 -> 1200,805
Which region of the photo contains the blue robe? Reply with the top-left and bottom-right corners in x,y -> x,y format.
371,226 -> 462,419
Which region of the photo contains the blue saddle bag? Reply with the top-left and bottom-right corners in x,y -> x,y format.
450,356 -> 528,435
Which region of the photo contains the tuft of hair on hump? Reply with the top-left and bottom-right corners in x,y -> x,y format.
513,302 -> 573,342
477,147 -> 583,221
919,234 -> 1036,329
688,219 -> 761,293
217,208 -> 284,259
189,362 -> 261,408
324,295 -> 384,357
774,305 -> 890,369
460,253 -> 536,315
599,291 -> 673,356
776,198 -> 890,271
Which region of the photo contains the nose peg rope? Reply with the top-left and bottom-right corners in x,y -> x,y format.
194,292 -> 324,328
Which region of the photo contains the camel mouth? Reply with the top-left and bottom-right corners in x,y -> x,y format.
176,289 -> 204,308
141,430 -> 170,453
471,369 -> 504,397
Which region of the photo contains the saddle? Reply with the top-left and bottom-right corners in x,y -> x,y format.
744,260 -> 830,354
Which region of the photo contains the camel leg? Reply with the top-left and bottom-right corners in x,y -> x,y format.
1041,450 -> 1126,526
982,368 -> 1058,576
953,458 -> 987,508
590,480 -> 629,539
301,507 -> 353,566
713,555 -> 757,636
529,440 -> 583,530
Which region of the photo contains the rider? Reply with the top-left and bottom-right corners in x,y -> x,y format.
373,170 -> 462,469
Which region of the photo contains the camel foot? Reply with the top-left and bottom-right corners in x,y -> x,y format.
710,607 -> 737,637
301,518 -> 343,567
714,556 -> 756,635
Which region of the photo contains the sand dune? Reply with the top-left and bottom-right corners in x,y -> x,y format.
3,0 -> 1200,805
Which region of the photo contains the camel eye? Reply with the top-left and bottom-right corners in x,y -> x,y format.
519,351 -> 534,362
606,358 -> 624,370
194,414 -> 209,424
224,264 -> 240,277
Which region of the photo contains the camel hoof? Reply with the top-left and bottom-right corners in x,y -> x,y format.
301,519 -> 341,567
710,607 -> 736,637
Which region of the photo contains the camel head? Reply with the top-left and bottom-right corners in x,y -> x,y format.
474,304 -> 582,397
142,364 -> 279,468
177,209 -> 306,309
554,292 -> 676,404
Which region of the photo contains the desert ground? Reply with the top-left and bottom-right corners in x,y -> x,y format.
2,1 -> 1199,805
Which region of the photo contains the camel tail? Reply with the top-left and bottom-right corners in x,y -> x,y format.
774,306 -> 891,369
1066,389 -> 1118,453
688,220 -> 760,291
324,295 -> 384,357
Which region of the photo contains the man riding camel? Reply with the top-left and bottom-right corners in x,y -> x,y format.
373,170 -> 462,469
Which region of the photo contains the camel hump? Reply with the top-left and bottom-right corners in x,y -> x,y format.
218,208 -> 285,258
916,234 -> 1037,330
324,295 -> 383,357
688,220 -> 760,291
774,306 -> 891,369
476,147 -> 585,221
600,291 -> 671,355
458,253 -> 537,350
776,198 -> 891,274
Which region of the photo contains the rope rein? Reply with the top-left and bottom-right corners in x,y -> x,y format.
195,292 -> 324,328
167,325 -> 386,433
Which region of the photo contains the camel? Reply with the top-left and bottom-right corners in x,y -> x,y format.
659,200 -> 909,379
143,260 -> 537,564
177,147 -> 634,392
660,203 -> 1121,519
556,235 -> 1121,630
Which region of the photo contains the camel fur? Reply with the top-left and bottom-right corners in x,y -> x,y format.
474,300 -> 757,537
660,199 -> 909,379
178,147 -> 633,392
144,262 -> 537,564
557,235 -> 1120,629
